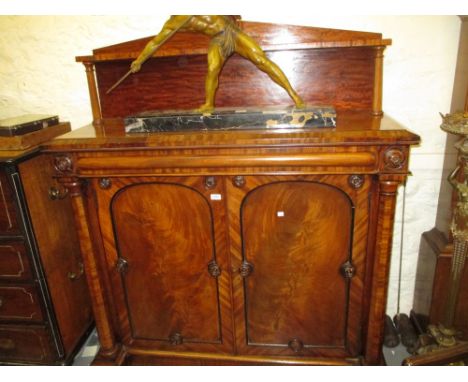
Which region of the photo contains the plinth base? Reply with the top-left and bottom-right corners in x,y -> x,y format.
124,106 -> 336,133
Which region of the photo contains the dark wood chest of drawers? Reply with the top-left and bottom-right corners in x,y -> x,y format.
0,149 -> 93,365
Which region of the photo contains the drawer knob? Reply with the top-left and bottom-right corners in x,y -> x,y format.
169,332 -> 183,345
288,338 -> 304,352
67,262 -> 84,281
0,296 -> 3,308
49,186 -> 69,200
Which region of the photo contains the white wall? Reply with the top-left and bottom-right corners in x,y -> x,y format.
0,15 -> 462,316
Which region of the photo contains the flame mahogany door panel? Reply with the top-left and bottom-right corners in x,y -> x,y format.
227,175 -> 370,358
94,176 -> 234,354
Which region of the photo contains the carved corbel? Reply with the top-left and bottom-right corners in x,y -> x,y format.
60,178 -> 88,198
378,174 -> 407,195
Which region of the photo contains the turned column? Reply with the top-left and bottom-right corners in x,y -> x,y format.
53,155 -> 120,364
83,61 -> 103,129
372,46 -> 386,117
364,145 -> 409,364
364,173 -> 407,365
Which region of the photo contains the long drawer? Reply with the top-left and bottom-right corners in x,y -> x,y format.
0,324 -> 55,363
0,284 -> 44,323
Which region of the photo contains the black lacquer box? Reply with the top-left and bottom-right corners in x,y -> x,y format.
0,114 -> 59,137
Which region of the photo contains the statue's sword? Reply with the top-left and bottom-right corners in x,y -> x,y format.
106,16 -> 192,95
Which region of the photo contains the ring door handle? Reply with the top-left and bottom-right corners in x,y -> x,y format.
116,258 -> 129,275
239,261 -> 254,278
208,260 -> 221,278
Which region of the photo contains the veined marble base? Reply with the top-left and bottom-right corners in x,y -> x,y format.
124,106 -> 336,133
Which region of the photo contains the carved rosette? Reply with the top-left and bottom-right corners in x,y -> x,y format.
232,175 -> 246,188
348,175 -> 365,189
383,147 -> 406,171
99,178 -> 112,189
54,155 -> 74,174
204,176 -> 216,190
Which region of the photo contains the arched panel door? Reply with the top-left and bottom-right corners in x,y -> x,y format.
228,176 -> 367,358
100,178 -> 233,354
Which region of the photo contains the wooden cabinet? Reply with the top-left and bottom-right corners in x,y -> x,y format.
44,20 -> 420,365
0,150 -> 93,365
45,116 -> 419,365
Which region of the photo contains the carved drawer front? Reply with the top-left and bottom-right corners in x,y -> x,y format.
0,242 -> 33,281
0,171 -> 20,236
0,325 -> 55,363
0,285 -> 44,323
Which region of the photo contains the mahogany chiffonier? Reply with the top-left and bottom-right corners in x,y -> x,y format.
0,128 -> 93,365
43,20 -> 420,365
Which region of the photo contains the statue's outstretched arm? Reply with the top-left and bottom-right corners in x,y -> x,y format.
131,16 -> 191,73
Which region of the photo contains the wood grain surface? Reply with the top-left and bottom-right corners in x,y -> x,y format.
0,325 -> 55,363
226,175 -> 370,358
93,176 -> 235,355
83,20 -> 389,62
0,242 -> 33,281
18,155 -> 93,355
111,182 -> 220,343
242,181 -> 352,347
96,47 -> 376,117
46,20 -> 420,366
0,171 -> 20,236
